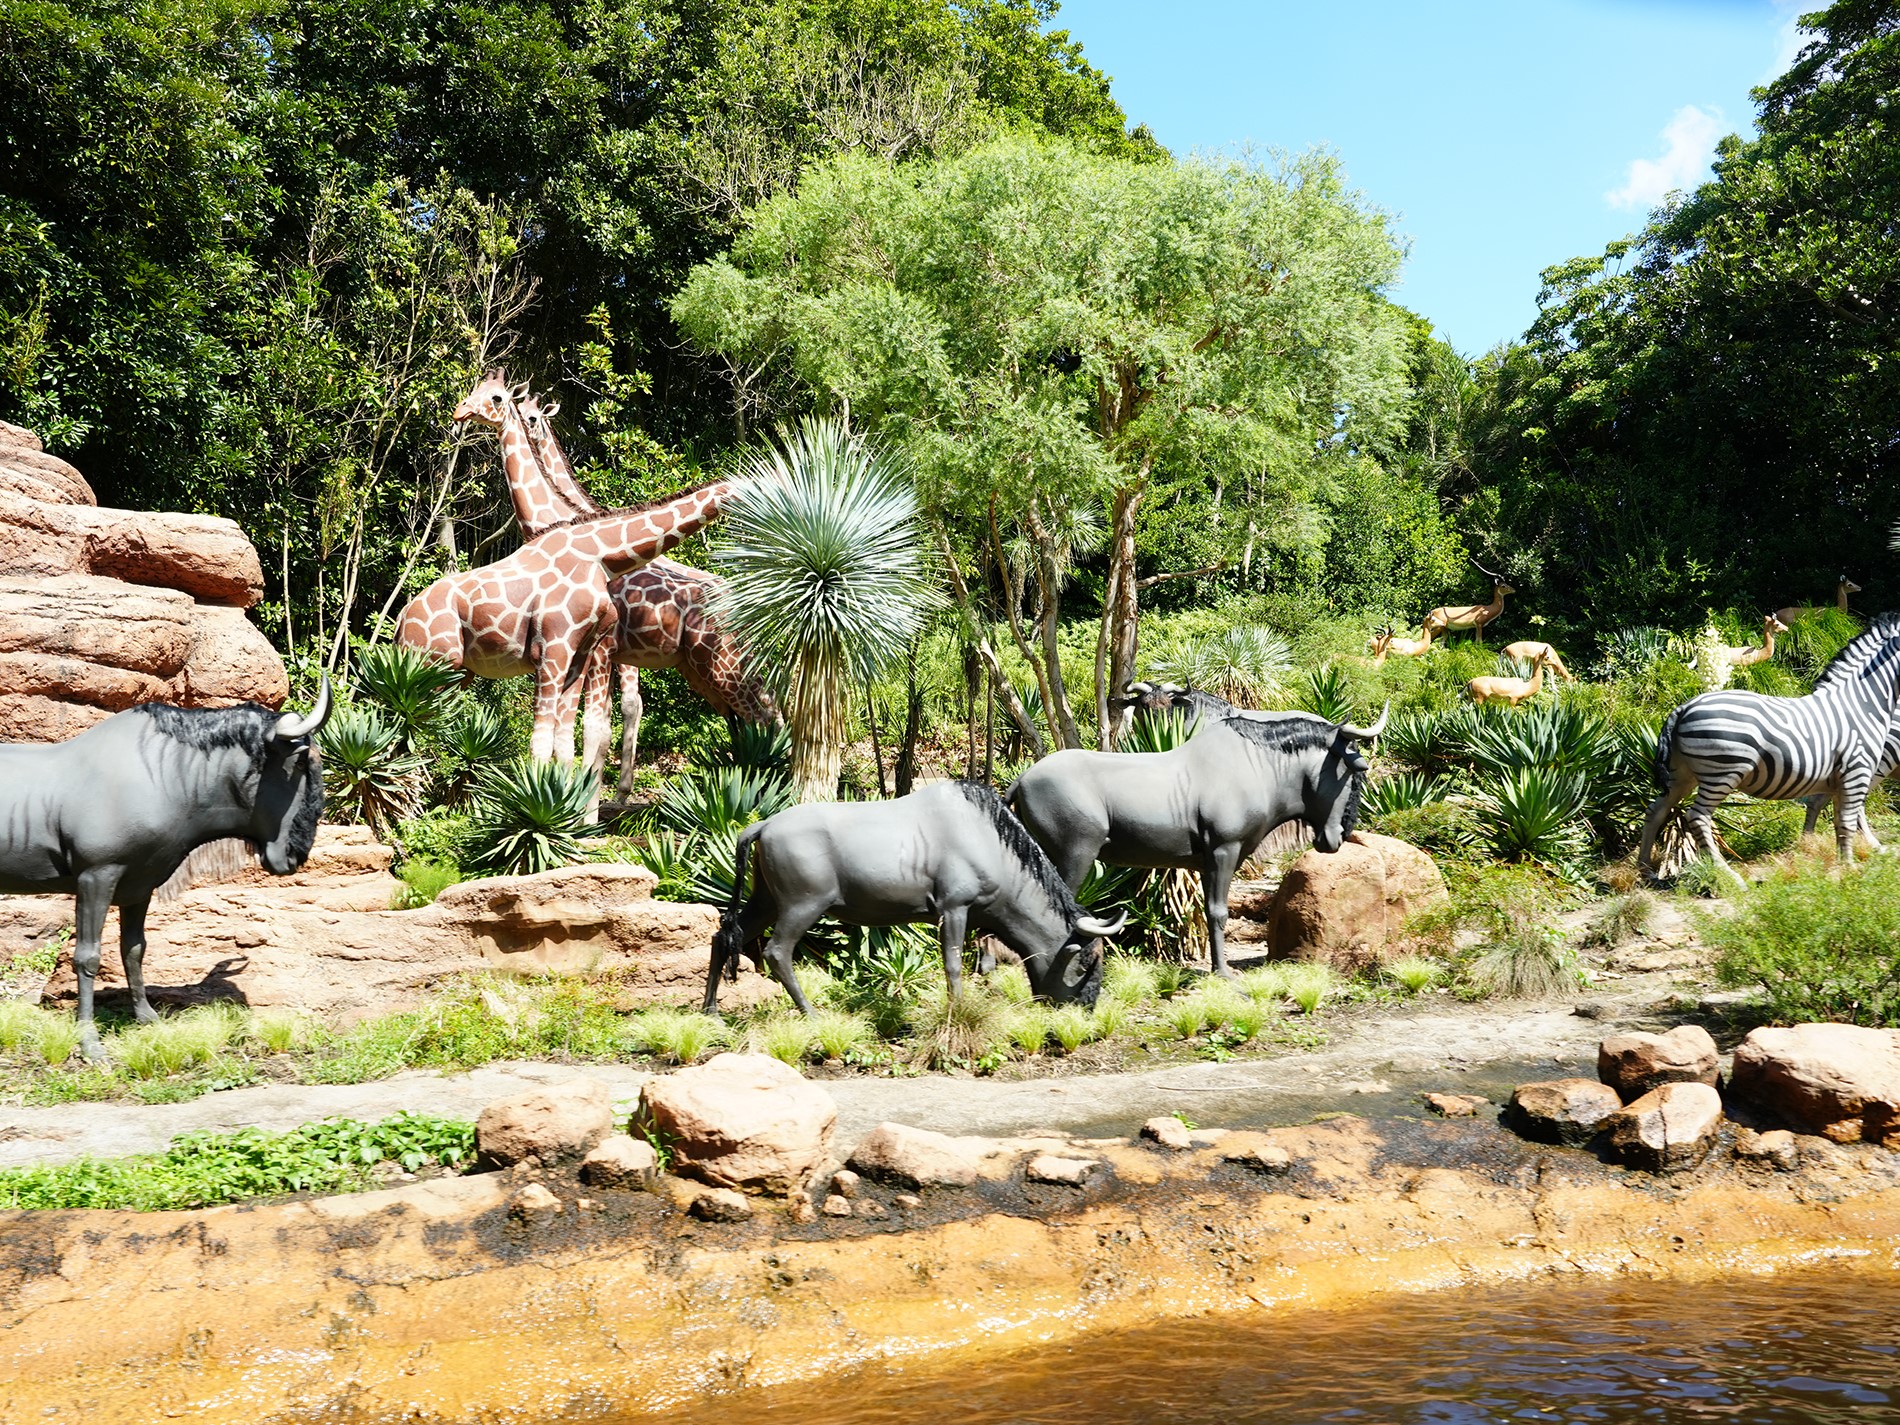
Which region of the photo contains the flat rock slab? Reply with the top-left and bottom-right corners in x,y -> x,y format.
1598,1024 -> 1720,1101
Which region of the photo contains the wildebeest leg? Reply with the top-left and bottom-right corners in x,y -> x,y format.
762,908 -> 823,1017
119,893 -> 160,1025
1203,842 -> 1241,978
72,865 -> 121,1062
939,905 -> 969,1001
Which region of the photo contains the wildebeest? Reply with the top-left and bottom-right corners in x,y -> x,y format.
0,684 -> 333,1059
1007,705 -> 1387,976
704,781 -> 1126,1016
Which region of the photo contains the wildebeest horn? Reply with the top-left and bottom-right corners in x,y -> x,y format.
1337,702 -> 1390,742
273,675 -> 332,740
1076,910 -> 1129,938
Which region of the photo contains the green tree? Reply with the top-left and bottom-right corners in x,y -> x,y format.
672,135 -> 1408,745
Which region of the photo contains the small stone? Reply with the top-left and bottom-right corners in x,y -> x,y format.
1607,1082 -> 1724,1172
1505,1078 -> 1624,1146
854,1199 -> 888,1218
894,1193 -> 922,1210
579,1133 -> 659,1189
1733,1127 -> 1800,1172
822,1194 -> 853,1218
1186,1128 -> 1230,1147
1223,1143 -> 1293,1176
830,1168 -> 863,1199
688,1187 -> 753,1222
1572,1001 -> 1612,1020
1140,1116 -> 1193,1151
790,1196 -> 817,1224
576,1197 -> 597,1211
1597,1025 -> 1720,1101
508,1183 -> 562,1221
1423,1092 -> 1488,1118
1025,1154 -> 1099,1186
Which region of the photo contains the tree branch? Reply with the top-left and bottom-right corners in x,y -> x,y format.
1136,560 -> 1225,589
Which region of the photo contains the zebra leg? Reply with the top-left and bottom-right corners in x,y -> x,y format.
1802,795 -> 1825,837
1836,758 -> 1874,863
1687,786 -> 1746,887
1637,776 -> 1694,879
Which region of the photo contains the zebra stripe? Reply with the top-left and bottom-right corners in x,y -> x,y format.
1640,615 -> 1900,874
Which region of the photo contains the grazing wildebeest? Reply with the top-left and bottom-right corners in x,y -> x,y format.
704,781 -> 1125,1016
1007,705 -> 1387,977
1640,615 -> 1900,883
0,684 -> 333,1059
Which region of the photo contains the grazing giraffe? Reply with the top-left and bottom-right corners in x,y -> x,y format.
512,393 -> 776,797
397,379 -> 735,781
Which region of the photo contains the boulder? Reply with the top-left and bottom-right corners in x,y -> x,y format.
639,1053 -> 836,1195
0,576 -> 195,676
580,1134 -> 660,1189
0,492 -> 263,605
1728,1023 -> 1900,1146
1140,1115 -> 1194,1150
1606,1082 -> 1724,1172
848,1121 -> 984,1189
476,1077 -> 616,1168
1504,1078 -> 1623,1146
0,420 -> 42,454
1597,1025 -> 1721,1102
1266,831 -> 1449,971
1025,1154 -> 1099,1186
0,446 -> 94,506
179,604 -> 288,707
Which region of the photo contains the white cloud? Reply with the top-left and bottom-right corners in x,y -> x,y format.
1605,105 -> 1724,211
1765,7 -> 1808,82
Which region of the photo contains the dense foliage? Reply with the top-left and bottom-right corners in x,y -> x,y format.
1709,854 -> 1900,1026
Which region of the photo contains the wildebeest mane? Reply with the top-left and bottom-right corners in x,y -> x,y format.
136,701 -> 280,768
1214,711 -> 1339,754
953,781 -> 1081,920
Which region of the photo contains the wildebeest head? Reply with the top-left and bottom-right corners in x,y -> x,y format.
251,680 -> 332,874
1305,704 -> 1388,853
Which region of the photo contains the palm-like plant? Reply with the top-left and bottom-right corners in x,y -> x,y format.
713,417 -> 941,801
353,644 -> 464,747
1148,626 -> 1292,704
655,766 -> 795,838
319,706 -> 426,835
468,758 -> 597,876
1299,663 -> 1356,724
442,707 -> 514,806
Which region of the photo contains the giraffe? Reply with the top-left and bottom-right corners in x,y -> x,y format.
400,379 -> 737,781
489,385 -> 775,799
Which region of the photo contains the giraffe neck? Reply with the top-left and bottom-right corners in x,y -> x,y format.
550,482 -> 735,574
524,417 -> 604,526
495,400 -> 570,537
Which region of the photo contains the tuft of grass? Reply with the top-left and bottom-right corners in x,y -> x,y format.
1580,891 -> 1655,950
1104,957 -> 1160,1006
1283,963 -> 1334,1015
809,1008 -> 873,1061
117,1007 -> 240,1080
1384,956 -> 1445,995
1163,995 -> 1207,1039
1238,964 -> 1292,1003
1152,962 -> 1192,999
913,987 -> 1010,1069
392,857 -> 462,909
32,1014 -> 84,1066
1089,999 -> 1130,1039
249,1009 -> 307,1055
1226,999 -> 1271,1043
1046,1004 -> 1094,1053
1005,1005 -> 1050,1054
749,1013 -> 817,1065
988,964 -> 1033,1005
0,999 -> 46,1052
625,1007 -> 728,1065
1464,923 -> 1580,999
1196,985 -> 1249,1034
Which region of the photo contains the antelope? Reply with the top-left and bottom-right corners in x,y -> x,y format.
1377,623 -> 1436,658
1468,650 -> 1553,707
1730,614 -> 1789,669
1500,640 -> 1575,682
1424,563 -> 1514,643
1774,575 -> 1859,629
1365,628 -> 1395,666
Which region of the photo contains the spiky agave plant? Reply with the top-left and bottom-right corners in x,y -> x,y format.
468,758 -> 597,876
1148,626 -> 1292,704
353,643 -> 464,748
713,417 -> 940,802
319,706 -> 426,835
442,706 -> 514,806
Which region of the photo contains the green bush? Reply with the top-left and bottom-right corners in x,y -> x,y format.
655,766 -> 794,838
1709,856 -> 1900,1025
393,809 -> 480,868
1373,799 -> 1478,858
468,758 -> 597,875
1474,766 -> 1593,878
320,706 -> 427,834
392,857 -> 462,908
353,643 -> 464,746
441,707 -> 515,805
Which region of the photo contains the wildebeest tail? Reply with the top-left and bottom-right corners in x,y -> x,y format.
1654,708 -> 1681,792
712,824 -> 764,983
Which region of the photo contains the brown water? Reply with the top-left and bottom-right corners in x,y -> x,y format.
646,1264 -> 1900,1424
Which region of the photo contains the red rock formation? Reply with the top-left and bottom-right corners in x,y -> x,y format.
0,422 -> 283,739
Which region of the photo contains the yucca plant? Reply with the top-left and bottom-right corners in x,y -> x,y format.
713,417 -> 940,802
1117,708 -> 1198,754
441,707 -> 514,806
320,706 -> 426,835
1298,663 -> 1356,725
468,758 -> 597,875
656,765 -> 794,838
1475,766 -> 1594,879
1148,626 -> 1292,704
1379,708 -> 1460,774
353,643 -> 464,747
708,721 -> 793,774
1363,770 -> 1458,821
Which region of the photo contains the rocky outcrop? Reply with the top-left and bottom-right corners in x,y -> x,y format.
1266,831 -> 1448,970
1597,1025 -> 1721,1102
475,1078 -> 616,1168
0,423 -> 283,741
1729,1023 -> 1900,1146
1606,1082 -> 1724,1172
639,1052 -> 837,1195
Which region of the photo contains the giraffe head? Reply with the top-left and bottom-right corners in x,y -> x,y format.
519,394 -> 563,450
453,369 -> 529,429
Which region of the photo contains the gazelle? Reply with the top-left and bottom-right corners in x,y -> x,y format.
1375,623 -> 1436,658
1730,614 -> 1789,669
1500,640 -> 1575,682
1468,649 -> 1553,707
1424,563 -> 1514,643
1774,576 -> 1859,629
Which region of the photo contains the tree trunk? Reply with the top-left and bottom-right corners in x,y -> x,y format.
1103,477 -> 1147,746
789,653 -> 844,802
990,504 -> 1060,749
937,530 -> 1046,759
894,643 -> 924,796
866,687 -> 888,798
1025,507 -> 1083,749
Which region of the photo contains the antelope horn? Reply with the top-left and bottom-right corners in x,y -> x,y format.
1075,909 -> 1129,938
272,675 -> 332,740
1338,701 -> 1390,742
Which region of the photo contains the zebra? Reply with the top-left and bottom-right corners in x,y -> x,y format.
1801,630 -> 1900,850
1637,614 -> 1900,882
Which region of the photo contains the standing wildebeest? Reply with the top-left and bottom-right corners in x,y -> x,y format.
0,684 -> 332,1059
1008,706 -> 1387,977
704,781 -> 1125,1015
1638,615 -> 1900,883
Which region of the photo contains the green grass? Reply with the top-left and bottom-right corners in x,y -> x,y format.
624,1007 -> 728,1064
1046,1004 -> 1094,1053
1005,1005 -> 1050,1054
1707,853 -> 1900,1025
1283,963 -> 1335,1015
392,856 -> 463,908
1383,955 -> 1445,994
0,1112 -> 475,1212
749,1012 -> 817,1065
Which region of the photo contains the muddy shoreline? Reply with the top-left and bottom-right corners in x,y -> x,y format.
4,1110 -> 1898,1424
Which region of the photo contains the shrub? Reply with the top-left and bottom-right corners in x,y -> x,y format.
0,999 -> 45,1052
320,706 -> 426,835
393,809 -> 479,868
1579,891 -> 1654,950
1163,995 -> 1207,1039
810,1008 -> 873,1061
1363,770 -> 1458,821
988,964 -> 1033,1005
1147,626 -> 1291,704
1474,766 -> 1593,879
625,829 -> 702,902
1384,956 -> 1444,994
1005,1005 -> 1050,1054
392,857 -> 462,909
1046,1004 -> 1094,1053
1118,709 -> 1198,754
1298,663 -> 1356,724
1284,963 -> 1334,1015
1464,921 -> 1579,999
749,1013 -> 817,1065
1152,962 -> 1192,999
352,644 -> 464,745
709,721 -> 793,773
1104,957 -> 1159,1006
249,1009 -> 307,1055
1225,999 -> 1271,1042
1090,999 -> 1130,1039
33,1015 -> 83,1066
655,766 -> 794,838
913,986 -> 1009,1068
626,1008 -> 727,1064
1374,799 -> 1479,858
1708,855 -> 1900,1025
441,707 -> 515,805
468,758 -> 597,875
1717,800 -> 1804,861
116,1004 -> 243,1079
1238,964 -> 1291,1003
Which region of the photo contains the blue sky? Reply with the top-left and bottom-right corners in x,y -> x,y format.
1060,0 -> 1810,354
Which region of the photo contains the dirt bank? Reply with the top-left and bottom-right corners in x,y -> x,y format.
3,1114 -> 1898,1424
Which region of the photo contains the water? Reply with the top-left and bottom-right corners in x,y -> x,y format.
646,1265 -> 1900,1424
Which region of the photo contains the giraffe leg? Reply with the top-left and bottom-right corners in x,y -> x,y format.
617,668 -> 643,801
530,658 -> 565,763
576,644 -> 612,819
